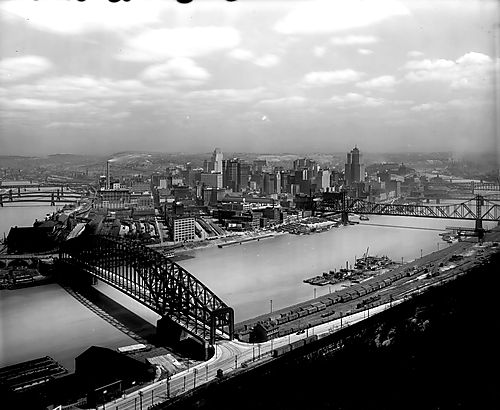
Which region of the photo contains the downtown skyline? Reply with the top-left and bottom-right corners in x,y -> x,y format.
0,0 -> 498,157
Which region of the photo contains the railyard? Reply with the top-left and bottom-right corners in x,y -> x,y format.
235,227 -> 500,342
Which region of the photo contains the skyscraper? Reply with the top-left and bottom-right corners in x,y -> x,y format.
211,148 -> 223,173
345,146 -> 365,185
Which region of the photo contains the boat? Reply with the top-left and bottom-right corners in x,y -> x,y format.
359,215 -> 369,221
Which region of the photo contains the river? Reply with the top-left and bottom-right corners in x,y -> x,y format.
0,202 -> 493,372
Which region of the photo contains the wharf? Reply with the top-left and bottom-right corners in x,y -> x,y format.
218,234 -> 275,248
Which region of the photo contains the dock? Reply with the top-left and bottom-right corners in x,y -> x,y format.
218,234 -> 276,248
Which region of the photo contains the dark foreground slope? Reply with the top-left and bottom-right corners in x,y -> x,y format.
166,251 -> 500,410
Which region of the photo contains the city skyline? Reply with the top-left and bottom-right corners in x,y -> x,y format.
0,0 -> 498,157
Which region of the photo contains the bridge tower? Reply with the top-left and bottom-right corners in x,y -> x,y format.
475,194 -> 485,240
341,190 -> 349,224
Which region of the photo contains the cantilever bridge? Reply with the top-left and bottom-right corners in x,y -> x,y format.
60,235 -> 234,346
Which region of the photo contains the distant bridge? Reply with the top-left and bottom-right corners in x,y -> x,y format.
60,235 -> 234,347
320,194 -> 500,235
0,188 -> 84,206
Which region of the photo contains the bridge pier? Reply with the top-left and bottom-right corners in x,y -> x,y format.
341,211 -> 349,225
157,317 -> 211,360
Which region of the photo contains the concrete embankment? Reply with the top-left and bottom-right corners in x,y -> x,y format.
217,234 -> 276,248
160,245 -> 500,410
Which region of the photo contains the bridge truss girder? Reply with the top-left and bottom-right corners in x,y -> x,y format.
319,195 -> 500,222
60,235 -> 234,345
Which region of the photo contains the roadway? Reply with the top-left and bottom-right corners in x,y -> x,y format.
100,301 -> 399,410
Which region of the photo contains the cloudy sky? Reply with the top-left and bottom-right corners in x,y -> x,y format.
0,0 -> 498,156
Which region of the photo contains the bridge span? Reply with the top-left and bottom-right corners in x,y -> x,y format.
59,235 -> 234,353
0,187 -> 85,206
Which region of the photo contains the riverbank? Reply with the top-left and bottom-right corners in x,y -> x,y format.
152,229 -> 287,256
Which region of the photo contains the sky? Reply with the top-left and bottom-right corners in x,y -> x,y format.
0,0 -> 498,156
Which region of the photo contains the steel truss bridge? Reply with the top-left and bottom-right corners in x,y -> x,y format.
0,189 -> 84,206
320,194 -> 500,231
60,235 -> 234,346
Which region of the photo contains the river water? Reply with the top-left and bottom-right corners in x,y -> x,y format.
0,202 -> 494,371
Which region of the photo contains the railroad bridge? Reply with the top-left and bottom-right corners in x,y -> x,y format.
59,235 -> 234,357
320,193 -> 500,237
0,187 -> 84,206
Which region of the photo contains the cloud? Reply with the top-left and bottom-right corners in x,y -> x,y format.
302,69 -> 364,87
141,58 -> 210,86
228,48 -> 255,61
0,55 -> 52,82
331,92 -> 386,108
407,50 -> 424,58
313,46 -> 327,57
254,54 -> 280,68
8,76 -> 148,101
0,98 -> 86,111
45,121 -> 91,129
403,52 -> 498,89
274,0 -> 409,34
0,0 -> 164,34
331,35 -> 379,45
358,48 -> 374,55
356,75 -> 397,90
227,49 -> 280,68
257,96 -> 308,108
411,99 -> 476,112
118,27 -> 240,62
185,88 -> 268,103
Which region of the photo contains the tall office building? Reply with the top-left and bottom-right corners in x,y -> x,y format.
223,158 -> 250,192
345,146 -> 365,185
211,148 -> 223,173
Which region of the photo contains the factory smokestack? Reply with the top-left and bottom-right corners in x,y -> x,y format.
106,161 -> 110,190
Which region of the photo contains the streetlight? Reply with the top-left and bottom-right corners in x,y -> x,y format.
437,242 -> 440,251
183,376 -> 186,392
205,364 -> 209,381
270,299 -> 273,313
139,391 -> 143,410
102,390 -> 107,410
420,249 -> 423,258
193,368 -> 198,389
166,374 -> 170,399
314,288 -> 317,299
235,355 -> 238,369
252,345 -> 255,361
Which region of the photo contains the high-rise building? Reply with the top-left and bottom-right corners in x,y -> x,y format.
317,169 -> 331,191
211,148 -> 223,173
345,146 -> 365,185
223,158 -> 249,192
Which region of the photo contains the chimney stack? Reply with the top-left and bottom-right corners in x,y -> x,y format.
106,161 -> 110,190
